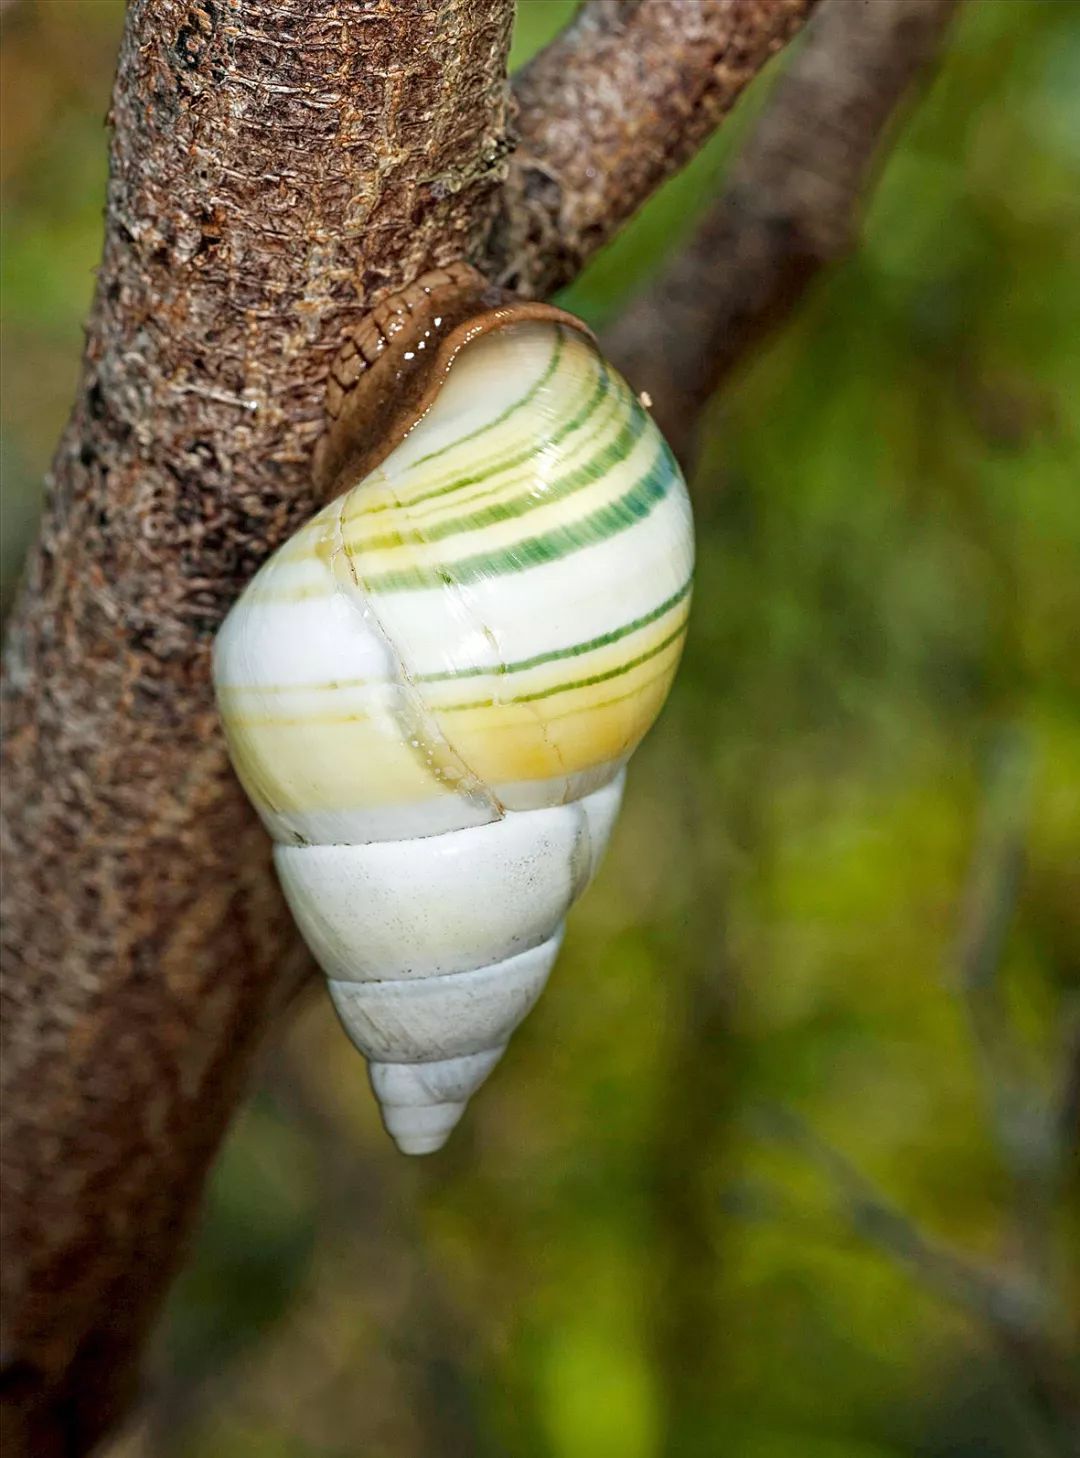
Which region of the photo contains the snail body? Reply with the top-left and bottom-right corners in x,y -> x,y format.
214,268 -> 693,1153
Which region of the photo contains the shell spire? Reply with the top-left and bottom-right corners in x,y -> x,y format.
214,274 -> 693,1154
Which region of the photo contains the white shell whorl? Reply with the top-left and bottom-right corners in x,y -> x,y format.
274,776 -> 623,1153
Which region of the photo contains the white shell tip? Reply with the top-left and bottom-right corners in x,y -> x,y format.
369,1046 -> 508,1157
383,1100 -> 467,1156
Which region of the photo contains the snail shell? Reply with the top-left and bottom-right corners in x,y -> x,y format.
214,265 -> 694,1153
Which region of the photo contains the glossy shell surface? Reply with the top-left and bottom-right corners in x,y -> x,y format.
214,320 -> 694,1152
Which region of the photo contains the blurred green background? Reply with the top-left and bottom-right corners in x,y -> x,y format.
2,2 -> 1078,1455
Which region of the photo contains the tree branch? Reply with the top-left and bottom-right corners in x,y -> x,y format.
487,0 -> 819,294
605,0 -> 962,469
0,4 -> 518,1451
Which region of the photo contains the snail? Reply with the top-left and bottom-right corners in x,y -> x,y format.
213,264 -> 694,1154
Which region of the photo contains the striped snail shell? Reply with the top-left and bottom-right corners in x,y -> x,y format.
214,264 -> 694,1154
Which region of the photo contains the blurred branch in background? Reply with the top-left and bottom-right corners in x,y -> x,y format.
737,1104 -> 1080,1457
606,0 -> 961,471
953,729 -> 1075,1282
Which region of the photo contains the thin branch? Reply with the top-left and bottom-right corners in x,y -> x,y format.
743,1106 -> 1080,1454
487,0 -> 820,295
746,1106 -> 1052,1338
604,0 -> 962,469
951,728 -> 1067,1283
954,731 -> 1034,1138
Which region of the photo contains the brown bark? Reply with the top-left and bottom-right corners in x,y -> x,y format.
490,0 -> 819,295
0,1 -> 841,1451
605,0 -> 962,469
0,3 -> 518,1451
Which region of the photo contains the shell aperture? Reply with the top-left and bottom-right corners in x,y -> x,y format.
214,320 -> 694,1153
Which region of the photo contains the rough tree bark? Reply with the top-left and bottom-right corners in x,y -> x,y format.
0,5 -> 521,1450
0,3 -> 820,1453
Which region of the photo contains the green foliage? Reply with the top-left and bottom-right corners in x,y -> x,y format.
2,2 -> 1077,1454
